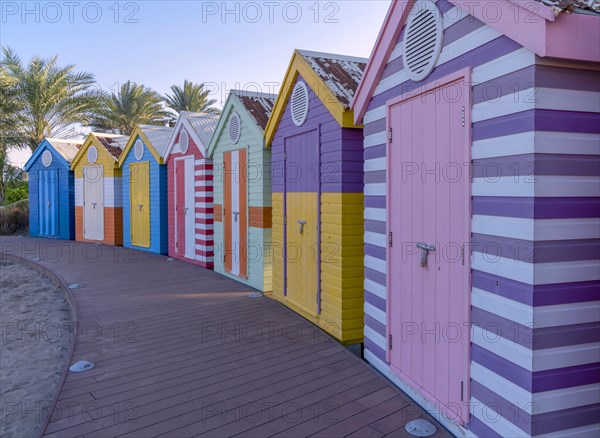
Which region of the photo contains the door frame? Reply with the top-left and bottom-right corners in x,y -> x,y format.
384,67 -> 472,422
173,155 -> 195,259
83,165 -> 104,241
282,127 -> 321,315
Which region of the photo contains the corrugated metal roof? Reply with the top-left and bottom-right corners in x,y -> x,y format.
181,112 -> 219,146
536,0 -> 600,14
298,50 -> 368,108
94,133 -> 128,160
46,138 -> 84,163
139,125 -> 174,157
235,91 -> 277,131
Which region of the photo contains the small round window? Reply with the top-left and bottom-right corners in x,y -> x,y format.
403,0 -> 444,82
228,112 -> 241,144
179,130 -> 189,154
41,150 -> 53,167
290,81 -> 309,127
134,139 -> 144,160
87,146 -> 98,164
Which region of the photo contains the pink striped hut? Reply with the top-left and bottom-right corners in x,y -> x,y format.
352,1 -> 600,437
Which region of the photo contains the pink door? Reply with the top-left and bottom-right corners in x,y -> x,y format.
175,159 -> 186,256
387,74 -> 470,424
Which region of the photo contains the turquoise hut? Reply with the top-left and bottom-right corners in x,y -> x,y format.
24,138 -> 84,240
118,125 -> 173,254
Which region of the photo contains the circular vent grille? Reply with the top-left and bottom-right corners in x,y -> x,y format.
87,146 -> 98,164
404,1 -> 443,82
42,150 -> 53,167
228,112 -> 241,144
290,81 -> 309,127
179,130 -> 189,154
134,139 -> 144,160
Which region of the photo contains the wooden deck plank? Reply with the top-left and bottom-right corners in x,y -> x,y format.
0,237 -> 451,438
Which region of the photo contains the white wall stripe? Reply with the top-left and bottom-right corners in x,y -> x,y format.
365,231 -> 386,248
471,47 -> 535,84
365,183 -> 386,196
365,207 -> 386,222
472,251 -> 600,285
365,278 -> 387,300
472,215 -> 600,241
472,176 -> 600,197
364,325 -> 387,351
365,254 -> 386,275
473,288 -> 600,328
365,302 -> 387,325
470,397 -> 528,437
472,131 -> 600,159
364,132 -> 386,149
365,157 -> 386,172
472,88 -> 600,123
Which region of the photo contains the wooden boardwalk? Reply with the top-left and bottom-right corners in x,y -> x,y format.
1,237 -> 450,438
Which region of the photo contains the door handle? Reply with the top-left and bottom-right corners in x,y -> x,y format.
138,204 -> 143,212
47,201 -> 51,208
297,220 -> 307,234
92,202 -> 97,209
233,211 -> 239,222
416,242 -> 436,267
184,207 -> 188,215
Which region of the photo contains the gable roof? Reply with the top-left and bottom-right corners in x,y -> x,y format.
352,0 -> 600,124
264,49 -> 367,148
163,112 -> 219,159
118,125 -> 174,166
207,90 -> 276,157
70,132 -> 128,169
24,138 -> 84,171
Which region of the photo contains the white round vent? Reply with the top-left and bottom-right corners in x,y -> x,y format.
134,139 -> 144,160
41,150 -> 53,167
87,146 -> 98,164
179,130 -> 189,154
290,81 -> 309,127
228,112 -> 241,144
403,1 -> 444,82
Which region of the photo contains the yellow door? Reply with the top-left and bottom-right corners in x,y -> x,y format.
286,192 -> 319,316
130,162 -> 150,247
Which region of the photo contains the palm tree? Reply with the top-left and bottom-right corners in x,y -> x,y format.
1,47 -> 104,151
91,81 -> 170,135
164,80 -> 220,121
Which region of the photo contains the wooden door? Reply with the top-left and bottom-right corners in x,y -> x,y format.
175,157 -> 195,259
388,76 -> 470,424
224,149 -> 248,277
38,169 -> 59,237
284,130 -> 319,316
130,162 -> 150,247
83,165 -> 104,241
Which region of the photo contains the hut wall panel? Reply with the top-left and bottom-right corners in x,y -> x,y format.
271,73 -> 364,343
122,137 -> 168,255
360,4 -> 600,437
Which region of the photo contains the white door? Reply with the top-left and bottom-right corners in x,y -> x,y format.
83,165 -> 104,241
184,157 -> 195,259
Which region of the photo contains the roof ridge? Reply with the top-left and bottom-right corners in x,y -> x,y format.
297,49 -> 368,64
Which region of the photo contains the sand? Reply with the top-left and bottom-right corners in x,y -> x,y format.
0,260 -> 72,438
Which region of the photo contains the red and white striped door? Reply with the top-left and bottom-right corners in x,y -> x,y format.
175,157 -> 195,260
224,149 -> 247,277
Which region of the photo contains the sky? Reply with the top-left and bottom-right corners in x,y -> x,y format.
1,0 -> 391,166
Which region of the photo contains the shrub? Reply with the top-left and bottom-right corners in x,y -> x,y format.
5,185 -> 28,204
0,199 -> 29,235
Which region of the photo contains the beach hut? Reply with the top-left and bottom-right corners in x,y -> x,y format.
208,90 -> 276,291
118,125 -> 173,254
163,112 -> 218,268
351,1 -> 600,437
24,138 -> 83,240
71,132 -> 128,246
265,50 -> 367,344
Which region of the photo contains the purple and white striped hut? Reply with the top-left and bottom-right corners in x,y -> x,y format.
352,1 -> 599,437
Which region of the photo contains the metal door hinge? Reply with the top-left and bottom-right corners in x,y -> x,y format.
461,246 -> 465,265
284,152 -> 287,160
388,334 -> 393,350
388,128 -> 393,143
388,232 -> 393,247
461,106 -> 465,127
461,381 -> 464,401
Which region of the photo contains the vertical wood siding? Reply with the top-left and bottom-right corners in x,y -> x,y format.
361,2 -> 600,436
